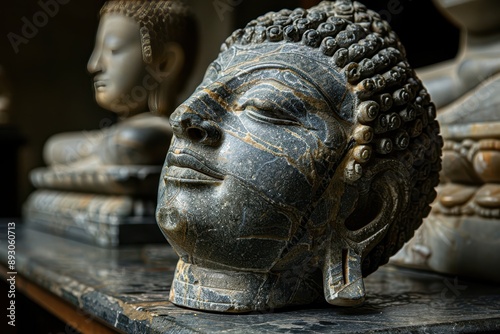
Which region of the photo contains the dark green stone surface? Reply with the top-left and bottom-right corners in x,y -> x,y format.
1,222 -> 499,333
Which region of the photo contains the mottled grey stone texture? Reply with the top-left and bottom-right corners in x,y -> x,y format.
1,223 -> 500,334
157,0 -> 442,312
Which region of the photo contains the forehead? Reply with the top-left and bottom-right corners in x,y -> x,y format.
98,13 -> 140,40
208,43 -> 354,120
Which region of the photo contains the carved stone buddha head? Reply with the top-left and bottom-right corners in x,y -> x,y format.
157,0 -> 442,312
87,0 -> 197,118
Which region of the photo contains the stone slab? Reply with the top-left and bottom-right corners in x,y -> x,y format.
1,222 -> 499,333
30,165 -> 161,196
24,191 -> 164,247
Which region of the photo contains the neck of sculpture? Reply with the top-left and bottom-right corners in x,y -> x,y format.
117,109 -> 147,121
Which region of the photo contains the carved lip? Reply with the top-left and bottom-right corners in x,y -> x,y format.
93,78 -> 107,90
165,150 -> 224,184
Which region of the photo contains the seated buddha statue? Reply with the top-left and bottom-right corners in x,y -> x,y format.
156,0 -> 442,312
24,0 -> 198,246
391,0 -> 500,282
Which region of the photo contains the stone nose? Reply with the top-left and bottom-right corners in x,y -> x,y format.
170,104 -> 222,147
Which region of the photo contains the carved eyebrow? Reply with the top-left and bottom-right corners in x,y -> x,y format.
199,68 -> 330,128
230,60 -> 343,113
102,34 -> 130,50
238,81 -> 309,119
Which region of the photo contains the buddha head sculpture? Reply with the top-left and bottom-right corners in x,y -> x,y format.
157,0 -> 442,313
87,0 -> 197,118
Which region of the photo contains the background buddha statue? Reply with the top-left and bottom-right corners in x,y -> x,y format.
156,0 -> 442,312
43,0 -> 197,169
24,0 -> 198,246
392,0 -> 500,282
418,0 -> 500,109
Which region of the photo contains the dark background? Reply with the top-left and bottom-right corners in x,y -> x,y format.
0,0 -> 459,217
0,1 -> 460,332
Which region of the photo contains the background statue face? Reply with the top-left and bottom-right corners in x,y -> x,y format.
88,13 -> 149,116
157,43 -> 348,272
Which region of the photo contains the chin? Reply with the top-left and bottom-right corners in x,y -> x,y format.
96,98 -> 130,116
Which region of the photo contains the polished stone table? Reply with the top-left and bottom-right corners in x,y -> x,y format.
1,221 -> 499,333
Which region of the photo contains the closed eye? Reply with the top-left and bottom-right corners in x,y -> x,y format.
242,96 -> 302,127
245,108 -> 300,126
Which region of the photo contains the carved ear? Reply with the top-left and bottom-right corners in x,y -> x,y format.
323,160 -> 410,306
148,42 -> 185,116
156,42 -> 185,79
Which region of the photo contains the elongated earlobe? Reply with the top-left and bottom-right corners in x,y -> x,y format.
324,245 -> 365,306
157,42 -> 185,78
148,42 -> 185,116
323,160 -> 410,306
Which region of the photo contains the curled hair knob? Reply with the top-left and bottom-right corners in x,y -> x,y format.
273,16 -> 292,26
321,37 -> 339,56
294,18 -> 312,34
307,11 -> 327,26
333,48 -> 349,67
348,44 -> 366,63
267,25 -> 283,42
284,25 -> 300,42
327,17 -> 347,31
399,105 -> 417,122
375,138 -> 393,154
373,74 -> 386,91
386,113 -> 402,131
318,22 -> 338,38
357,101 -> 379,124
253,26 -> 267,43
376,93 -> 393,112
345,62 -> 361,84
356,78 -> 377,98
409,119 -> 423,138
303,29 -> 322,47
427,104 -> 437,120
336,30 -> 358,48
394,130 -> 410,150
374,114 -> 388,134
359,58 -> 375,77
353,125 -> 374,144
353,145 -> 372,163
393,88 -> 410,106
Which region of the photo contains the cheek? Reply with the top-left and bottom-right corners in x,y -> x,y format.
218,114 -> 334,206
158,176 -> 302,271
109,53 -> 147,94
